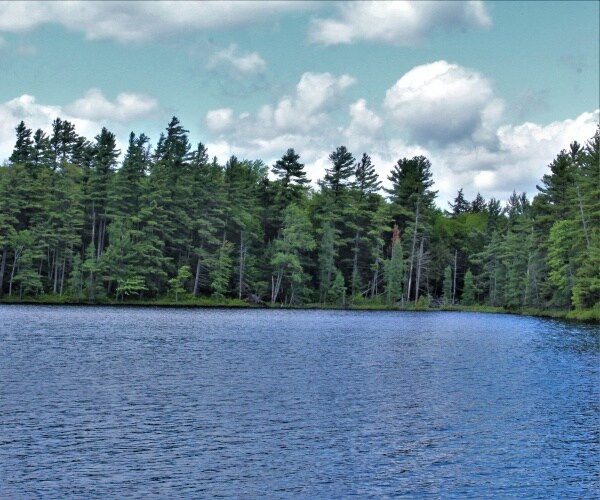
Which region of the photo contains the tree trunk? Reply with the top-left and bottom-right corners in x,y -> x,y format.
0,246 -> 6,296
53,249 -> 60,294
238,231 -> 245,300
272,270 -> 284,304
60,255 -> 66,295
406,197 -> 420,303
193,255 -> 202,297
9,249 -> 21,296
91,206 -> 96,256
371,257 -> 379,299
576,184 -> 590,248
351,229 -> 360,299
452,249 -> 458,305
415,238 -> 424,304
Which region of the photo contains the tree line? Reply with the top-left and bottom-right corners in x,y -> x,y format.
1,117 -> 598,311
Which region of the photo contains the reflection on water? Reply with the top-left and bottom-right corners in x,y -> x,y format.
1,306 -> 598,497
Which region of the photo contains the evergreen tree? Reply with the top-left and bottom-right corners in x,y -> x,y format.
461,269 -> 475,305
448,188 -> 470,216
471,193 -> 486,213
270,204 -> 316,304
384,225 -> 404,304
322,145 -> 355,199
9,121 -> 34,165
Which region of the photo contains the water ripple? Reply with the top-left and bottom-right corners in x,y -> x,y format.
0,306 -> 598,498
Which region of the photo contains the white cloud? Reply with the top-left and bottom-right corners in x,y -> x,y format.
270,72 -> 356,133
3,76 -> 597,213
0,94 -> 101,163
206,108 -> 234,133
429,109 -> 600,204
346,99 -> 383,135
208,44 -> 266,76
384,60 -> 503,146
65,88 -> 159,122
198,64 -> 598,207
0,91 -> 165,164
0,1 -> 310,43
205,71 -> 356,146
309,1 -> 491,46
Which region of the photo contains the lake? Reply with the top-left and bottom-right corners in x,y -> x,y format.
0,306 -> 598,498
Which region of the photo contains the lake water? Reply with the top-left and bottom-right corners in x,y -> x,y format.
0,306 -> 598,498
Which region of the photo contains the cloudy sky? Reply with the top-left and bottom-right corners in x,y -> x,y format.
0,0 -> 598,206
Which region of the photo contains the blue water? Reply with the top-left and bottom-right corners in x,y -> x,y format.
0,306 -> 598,498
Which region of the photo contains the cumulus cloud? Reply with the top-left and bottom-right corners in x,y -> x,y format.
207,44 -> 266,76
384,60 -> 503,146
309,1 -> 491,46
206,71 -> 356,143
429,109 -> 600,204
0,94 -> 102,163
202,67 -> 597,207
65,88 -> 159,122
0,91 -> 165,164
206,108 -> 235,133
343,99 -> 384,151
202,72 -> 358,181
0,1 -> 309,43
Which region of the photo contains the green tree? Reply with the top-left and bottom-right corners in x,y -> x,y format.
328,270 -> 346,306
210,241 -> 234,299
384,225 -> 404,304
270,204 -> 316,304
442,265 -> 453,305
168,265 -> 192,303
461,269 -> 475,305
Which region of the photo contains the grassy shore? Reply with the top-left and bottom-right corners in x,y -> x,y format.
1,293 -> 598,323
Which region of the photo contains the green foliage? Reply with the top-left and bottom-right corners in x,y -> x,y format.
116,276 -> 147,301
168,265 -> 192,303
461,269 -> 475,305
384,240 -> 404,304
328,270 -> 346,306
443,265 -> 452,305
211,241 -> 233,299
1,117 -> 597,320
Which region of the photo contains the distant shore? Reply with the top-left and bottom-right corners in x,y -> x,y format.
1,295 -> 598,323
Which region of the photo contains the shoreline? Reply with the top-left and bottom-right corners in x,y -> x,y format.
1,296 -> 598,323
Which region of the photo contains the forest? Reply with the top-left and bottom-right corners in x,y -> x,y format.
0,117 -> 598,316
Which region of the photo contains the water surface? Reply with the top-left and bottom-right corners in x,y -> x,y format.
1,306 -> 598,497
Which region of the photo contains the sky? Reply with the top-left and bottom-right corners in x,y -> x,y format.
0,0 -> 598,206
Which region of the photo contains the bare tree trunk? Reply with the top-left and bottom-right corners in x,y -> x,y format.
53,249 -> 60,294
452,249 -> 458,305
351,229 -> 360,299
97,218 -> 107,259
272,270 -> 283,304
0,246 -> 6,296
91,205 -> 96,256
406,197 -> 420,303
193,255 -> 202,297
238,231 -> 245,300
371,257 -> 379,299
60,255 -> 66,295
9,249 -> 21,296
576,184 -> 590,248
415,238 -> 424,304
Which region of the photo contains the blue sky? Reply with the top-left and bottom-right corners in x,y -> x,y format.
0,1 -> 598,205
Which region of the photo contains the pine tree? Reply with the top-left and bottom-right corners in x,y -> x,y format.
270,204 -> 315,304
443,265 -> 453,305
461,269 -> 475,305
384,225 -> 404,304
448,188 -> 470,216
9,121 -> 34,165
349,153 -> 383,299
